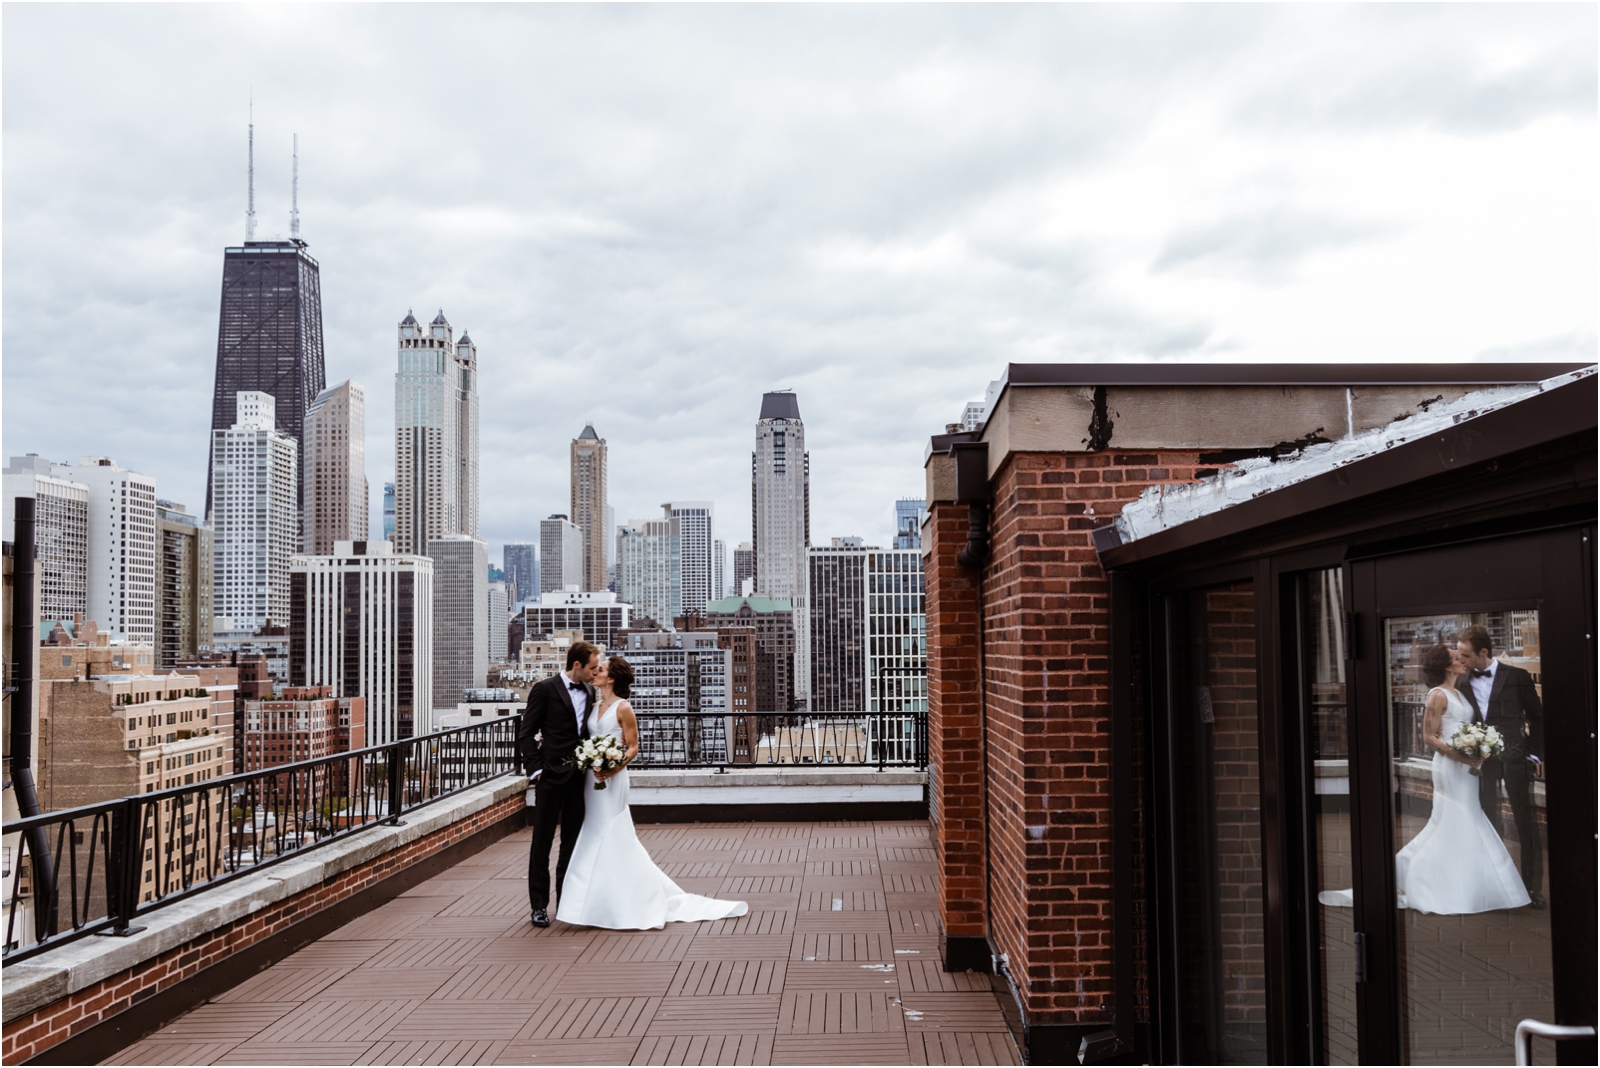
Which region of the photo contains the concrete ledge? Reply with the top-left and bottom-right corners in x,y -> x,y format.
629,767 -> 926,807
1,775 -> 526,1026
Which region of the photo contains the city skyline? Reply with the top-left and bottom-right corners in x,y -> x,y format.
14,7 -> 1584,562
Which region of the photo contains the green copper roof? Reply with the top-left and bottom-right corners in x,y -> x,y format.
705,594 -> 792,614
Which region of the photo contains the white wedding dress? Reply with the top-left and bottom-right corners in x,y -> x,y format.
555,699 -> 748,929
1321,686 -> 1530,915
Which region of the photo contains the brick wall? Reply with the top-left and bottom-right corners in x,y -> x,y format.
929,450 -> 1211,1028
1,791 -> 524,1064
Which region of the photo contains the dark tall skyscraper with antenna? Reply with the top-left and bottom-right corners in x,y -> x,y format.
205,124 -> 326,520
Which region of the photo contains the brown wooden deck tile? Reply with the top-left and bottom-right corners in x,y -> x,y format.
682,934 -> 794,960
890,910 -> 942,936
146,1002 -> 296,1039
362,1038 -> 508,1065
701,909 -> 796,935
385,1003 -> 540,1040
646,995 -> 782,1034
777,991 -> 906,1034
439,890 -> 529,917
887,892 -> 941,910
897,960 -> 992,992
577,931 -> 698,963
660,861 -> 732,877
214,1042 -> 376,1064
896,993 -> 1011,1031
668,959 -> 787,997
739,825 -> 811,839
102,1039 -> 241,1065
210,964 -> 346,1003
728,862 -> 806,877
392,915 -> 525,939
249,998 -> 417,1043
809,835 -> 874,849
517,996 -> 661,1039
663,835 -> 744,849
878,847 -> 936,863
735,848 -> 807,864
674,878 -> 732,895
909,1031 -> 1021,1065
487,1038 -> 644,1064
784,961 -> 900,991
804,860 -> 879,876
794,911 -> 892,933
731,892 -> 802,911
790,932 -> 892,961
801,890 -> 886,911
770,1033 -> 912,1064
276,940 -> 392,967
430,961 -> 569,1001
379,895 -> 460,913
631,1033 -> 774,1066
884,874 -> 938,892
317,968 -> 459,1000
365,937 -> 496,969
720,875 -> 800,893
321,909 -> 433,940
401,877 -> 489,897
546,961 -> 681,997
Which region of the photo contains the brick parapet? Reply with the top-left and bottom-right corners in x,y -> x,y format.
0,778 -> 526,1064
928,450 -> 1210,1028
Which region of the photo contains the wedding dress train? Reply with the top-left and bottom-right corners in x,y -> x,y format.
555,701 -> 748,929
1320,686 -> 1530,915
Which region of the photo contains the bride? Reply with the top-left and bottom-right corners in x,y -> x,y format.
555,656 -> 748,929
1321,642 -> 1530,914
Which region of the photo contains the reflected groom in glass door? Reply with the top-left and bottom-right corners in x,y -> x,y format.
1457,624 -> 1546,908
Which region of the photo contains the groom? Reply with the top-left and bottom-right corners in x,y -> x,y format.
1456,624 -> 1546,908
517,640 -> 601,927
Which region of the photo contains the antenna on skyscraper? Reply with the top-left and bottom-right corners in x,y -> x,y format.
290,133 -> 300,240
246,96 -> 257,242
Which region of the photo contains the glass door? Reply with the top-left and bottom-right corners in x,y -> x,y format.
1343,528 -> 1596,1065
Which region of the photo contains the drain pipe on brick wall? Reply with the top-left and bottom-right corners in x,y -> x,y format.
7,497 -> 59,941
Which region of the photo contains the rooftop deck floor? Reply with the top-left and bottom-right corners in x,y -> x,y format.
107,820 -> 1017,1066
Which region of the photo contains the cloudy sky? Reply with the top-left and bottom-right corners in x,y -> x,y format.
3,4 -> 1594,565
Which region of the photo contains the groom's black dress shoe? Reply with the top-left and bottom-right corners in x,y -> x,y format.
1527,893 -> 1548,910
531,909 -> 550,927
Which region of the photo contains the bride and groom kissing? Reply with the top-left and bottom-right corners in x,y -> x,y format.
514,641 -> 748,930
1323,624 -> 1545,915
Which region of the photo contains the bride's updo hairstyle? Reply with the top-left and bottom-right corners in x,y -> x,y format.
607,656 -> 635,699
1420,643 -> 1453,687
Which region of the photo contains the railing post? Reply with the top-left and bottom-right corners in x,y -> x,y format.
103,797 -> 146,937
386,745 -> 405,826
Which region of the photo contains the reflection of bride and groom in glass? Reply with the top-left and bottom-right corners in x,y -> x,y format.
1322,625 -> 1545,914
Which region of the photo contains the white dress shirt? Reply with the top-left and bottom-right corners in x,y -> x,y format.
1469,657 -> 1498,717
561,670 -> 590,732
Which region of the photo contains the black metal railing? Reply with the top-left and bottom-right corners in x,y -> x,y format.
631,711 -> 927,770
1,717 -> 521,964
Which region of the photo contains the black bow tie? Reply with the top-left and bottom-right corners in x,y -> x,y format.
567,682 -> 585,691
1472,669 -> 1492,678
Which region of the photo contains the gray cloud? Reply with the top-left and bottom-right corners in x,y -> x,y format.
2,4 -> 1593,560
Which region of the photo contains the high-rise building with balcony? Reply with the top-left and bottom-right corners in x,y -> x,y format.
519,589 -> 632,651
154,500 -> 214,670
894,499 -> 926,551
570,426 -> 608,592
503,543 -> 537,606
205,236 -> 325,522
664,501 -> 713,615
808,539 -> 871,711
866,548 -> 925,715
211,392 -> 298,634
617,514 -> 681,629
3,455 -> 89,623
713,539 -> 726,601
302,381 -> 368,554
752,392 -> 809,706
733,542 -> 754,597
428,535 -> 488,713
394,311 -> 478,554
539,515 -> 583,593
289,540 -> 432,744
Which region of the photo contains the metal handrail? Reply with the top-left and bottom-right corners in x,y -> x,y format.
2,717 -> 522,965
628,711 -> 927,770
1514,1018 -> 1596,1066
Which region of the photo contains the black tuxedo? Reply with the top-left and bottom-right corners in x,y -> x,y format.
519,673 -> 595,912
1458,661 -> 1545,895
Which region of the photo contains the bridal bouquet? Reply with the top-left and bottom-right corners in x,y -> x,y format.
1447,722 -> 1505,777
567,735 -> 629,790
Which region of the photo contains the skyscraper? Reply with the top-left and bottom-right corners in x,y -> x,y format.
752,392 -> 810,706
394,310 -> 479,554
808,538 -> 871,711
733,542 -> 754,596
713,539 -> 726,601
211,391 -> 298,633
3,455 -> 89,623
540,515 -> 584,592
617,514 -> 681,628
155,500 -> 214,669
894,499 -> 926,550
382,482 -> 395,540
866,547 -> 925,715
664,501 -> 714,614
570,426 -> 608,592
290,540 -> 432,744
428,534 -> 487,714
302,380 -> 368,554
504,543 -> 537,605
205,130 -> 325,521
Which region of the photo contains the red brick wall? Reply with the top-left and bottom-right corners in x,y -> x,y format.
1,791 -> 523,1064
928,450 -> 1211,1027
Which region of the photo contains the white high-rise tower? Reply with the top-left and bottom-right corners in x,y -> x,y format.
211,391 -> 298,632
752,392 -> 810,707
394,310 -> 479,554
